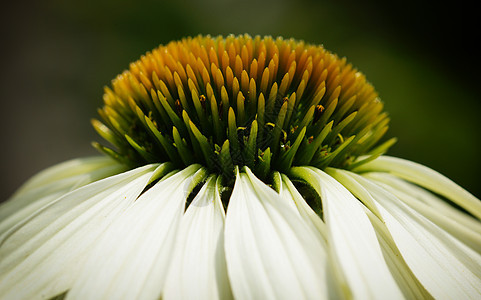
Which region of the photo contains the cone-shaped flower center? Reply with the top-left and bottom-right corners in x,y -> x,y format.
93,34 -> 394,181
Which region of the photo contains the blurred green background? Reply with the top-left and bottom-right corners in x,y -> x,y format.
1,0 -> 480,201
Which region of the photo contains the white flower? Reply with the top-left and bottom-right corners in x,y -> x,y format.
1,35 -> 480,299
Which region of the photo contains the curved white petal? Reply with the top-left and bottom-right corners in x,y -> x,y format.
354,155 -> 481,220
366,209 -> 432,300
290,167 -> 403,300
12,156 -> 123,197
279,174 -> 328,242
328,168 -> 431,299
338,170 -> 481,298
364,172 -> 481,253
163,176 -> 232,300
66,165 -> 203,300
364,172 -> 481,233
0,158 -> 125,236
0,163 -> 160,300
224,167 -> 328,300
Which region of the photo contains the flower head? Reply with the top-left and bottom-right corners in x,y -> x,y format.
1,34 -> 480,300
92,34 -> 391,179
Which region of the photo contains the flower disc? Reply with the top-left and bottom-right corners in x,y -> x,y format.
93,34 -> 394,180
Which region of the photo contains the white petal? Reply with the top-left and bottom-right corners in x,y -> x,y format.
291,167 -> 403,299
66,165 -> 204,300
364,172 -> 481,233
13,156 -> 123,196
279,174 -> 328,242
339,170 -> 481,298
224,167 -> 328,300
0,164 -> 160,300
354,155 -> 481,220
365,172 -> 481,253
0,158 -> 125,236
163,175 -> 232,300
367,209 -> 432,300
328,169 -> 431,299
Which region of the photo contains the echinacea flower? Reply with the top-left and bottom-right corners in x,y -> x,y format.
1,34 -> 480,300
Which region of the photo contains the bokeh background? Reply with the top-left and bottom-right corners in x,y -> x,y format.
1,0 -> 480,201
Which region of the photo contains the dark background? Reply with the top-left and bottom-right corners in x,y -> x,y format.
1,0 -> 479,201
